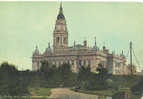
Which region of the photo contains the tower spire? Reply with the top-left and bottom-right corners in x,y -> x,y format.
130,41 -> 133,75
36,45 -> 38,50
57,2 -> 65,20
48,42 -> 50,48
33,45 -> 39,55
74,41 -> 76,47
94,37 -> 96,47
122,50 -> 124,55
59,2 -> 63,14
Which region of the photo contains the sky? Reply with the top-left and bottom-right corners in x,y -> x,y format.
0,2 -> 143,70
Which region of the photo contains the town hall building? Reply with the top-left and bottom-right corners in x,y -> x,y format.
32,3 -> 132,75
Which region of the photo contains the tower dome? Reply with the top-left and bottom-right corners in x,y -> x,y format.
33,45 -> 40,56
44,43 -> 52,55
57,13 -> 65,20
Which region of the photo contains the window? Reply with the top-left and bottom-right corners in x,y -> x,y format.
116,62 -> 121,67
79,60 -> 82,66
100,61 -> 105,67
72,60 -> 74,65
88,60 -> 91,66
56,37 -> 60,43
64,37 -> 67,44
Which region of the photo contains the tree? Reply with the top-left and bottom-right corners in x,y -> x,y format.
76,66 -> 93,90
0,62 -> 29,97
77,66 -> 91,81
0,62 -> 18,74
131,77 -> 143,96
58,63 -> 74,87
40,60 -> 50,73
96,63 -> 108,81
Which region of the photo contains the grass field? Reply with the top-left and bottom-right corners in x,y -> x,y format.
29,88 -> 51,97
73,89 -> 114,96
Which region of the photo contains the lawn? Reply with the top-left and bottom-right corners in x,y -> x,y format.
29,88 -> 51,97
72,89 -> 114,96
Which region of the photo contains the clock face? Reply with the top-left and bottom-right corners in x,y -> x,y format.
56,25 -> 61,31
56,25 -> 65,31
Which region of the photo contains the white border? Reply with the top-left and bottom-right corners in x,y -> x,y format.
0,0 -> 142,2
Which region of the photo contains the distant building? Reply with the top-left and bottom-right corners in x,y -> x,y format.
32,3 -> 132,75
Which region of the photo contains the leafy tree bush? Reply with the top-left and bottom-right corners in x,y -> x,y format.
0,62 -> 29,97
0,61 -> 141,98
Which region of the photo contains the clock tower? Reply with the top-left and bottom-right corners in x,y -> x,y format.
53,3 -> 68,52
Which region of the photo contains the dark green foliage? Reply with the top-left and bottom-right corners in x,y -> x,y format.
76,66 -> 92,90
0,62 -> 29,96
58,63 -> 75,87
76,64 -> 109,90
0,61 -> 142,98
96,63 -> 108,81
39,61 -> 76,88
131,75 -> 143,96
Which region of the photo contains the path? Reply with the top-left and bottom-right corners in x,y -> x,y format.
49,88 -> 99,99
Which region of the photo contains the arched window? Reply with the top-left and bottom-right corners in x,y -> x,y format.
88,60 -> 91,67
56,37 -> 60,43
72,60 -> 74,65
63,37 -> 67,44
79,60 -> 82,66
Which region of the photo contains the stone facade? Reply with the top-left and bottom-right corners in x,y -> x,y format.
32,4 -> 131,75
